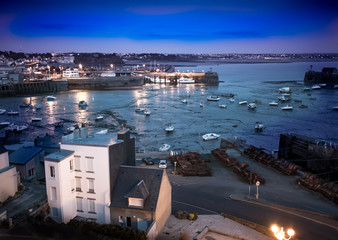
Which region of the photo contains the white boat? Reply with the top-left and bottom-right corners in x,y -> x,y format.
0,109 -> 6,114
255,123 -> 264,132
303,87 -> 311,91
7,111 -> 19,115
95,115 -> 104,121
47,95 -> 56,101
311,85 -> 321,90
165,125 -> 175,132
34,104 -> 42,110
281,93 -> 291,97
16,125 -> 28,132
278,96 -> 291,102
32,117 -> 42,122
200,102 -> 204,107
96,129 -> 108,134
181,99 -> 187,104
229,98 -> 235,103
5,124 -> 28,132
332,106 -> 338,110
319,83 -> 326,88
78,100 -> 88,106
279,87 -> 292,93
202,133 -> 220,141
159,144 -> 170,152
219,104 -> 227,108
178,77 -> 195,84
269,101 -> 279,106
281,105 -> 293,111
0,122 -> 11,127
144,109 -> 151,116
135,108 -> 145,112
239,101 -> 247,105
248,103 -> 256,110
334,84 -> 338,89
207,96 -> 220,101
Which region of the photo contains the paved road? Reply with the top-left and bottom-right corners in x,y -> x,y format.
167,150 -> 338,240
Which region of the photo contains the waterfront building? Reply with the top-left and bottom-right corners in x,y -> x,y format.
0,144 -> 19,203
62,68 -> 80,78
44,127 -> 171,238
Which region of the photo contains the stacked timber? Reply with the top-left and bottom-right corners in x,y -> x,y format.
169,152 -> 212,176
244,145 -> 299,175
211,148 -> 265,184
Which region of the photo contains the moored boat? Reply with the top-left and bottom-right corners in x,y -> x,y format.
47,95 -> 56,101
135,108 -> 145,112
279,87 -> 292,93
202,133 -> 220,141
144,109 -> 151,116
78,100 -> 88,106
207,96 -> 220,101
255,122 -> 264,132
219,104 -> 227,108
333,106 -> 338,110
229,98 -> 235,103
0,109 -> 6,114
159,144 -> 171,152
165,125 -> 174,132
281,105 -> 293,111
95,115 -> 104,121
181,99 -> 187,104
32,117 -> 42,122
311,85 -> 321,90
248,103 -> 256,110
269,101 -> 278,106
239,101 -> 247,105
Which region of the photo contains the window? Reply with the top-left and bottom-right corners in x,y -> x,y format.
75,177 -> 82,192
74,156 -> 81,171
76,197 -> 83,212
86,157 -> 94,172
88,179 -> 95,193
70,159 -> 74,171
51,207 -> 59,217
126,217 -> 131,227
28,168 -> 35,177
50,166 -> 55,178
88,198 -> 96,213
51,187 -> 57,201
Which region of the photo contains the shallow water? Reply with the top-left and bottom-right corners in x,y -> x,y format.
0,61 -> 337,153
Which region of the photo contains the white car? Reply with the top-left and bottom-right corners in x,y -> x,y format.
159,160 -> 167,169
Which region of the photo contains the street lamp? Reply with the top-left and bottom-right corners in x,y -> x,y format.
271,224 -> 295,240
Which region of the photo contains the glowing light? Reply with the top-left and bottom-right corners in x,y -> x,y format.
271,224 -> 295,240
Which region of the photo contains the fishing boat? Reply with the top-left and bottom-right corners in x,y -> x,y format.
239,101 -> 247,105
144,109 -> 151,116
47,95 -> 56,101
248,103 -> 257,110
165,124 -> 174,132
78,100 -> 88,106
219,104 -> 227,108
207,96 -> 220,101
32,117 -> 42,122
0,109 -> 6,114
279,87 -> 292,93
159,144 -> 171,152
269,101 -> 279,106
202,133 -> 220,141
281,105 -> 293,111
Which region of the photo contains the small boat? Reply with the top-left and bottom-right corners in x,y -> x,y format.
248,103 -> 256,110
135,108 -> 145,112
278,96 -> 291,102
332,106 -> 338,110
32,117 -> 42,122
178,77 -> 195,84
229,98 -> 235,103
47,95 -> 56,101
255,122 -> 264,132
159,144 -> 171,152
16,125 -> 28,132
144,109 -> 151,116
219,104 -> 227,108
0,109 -> 6,114
311,85 -> 321,90
95,115 -> 104,121
78,100 -> 88,106
200,102 -> 204,107
269,101 -> 278,106
7,111 -> 19,115
34,104 -> 42,110
207,96 -> 220,101
54,122 -> 64,127
239,101 -> 247,105
319,83 -> 326,88
19,103 -> 30,108
181,99 -> 187,104
303,87 -> 311,91
281,105 -> 293,111
165,125 -> 175,132
5,124 -> 28,132
279,87 -> 292,93
0,122 -> 11,127
202,133 -> 220,141
96,129 -> 108,134
334,84 -> 338,89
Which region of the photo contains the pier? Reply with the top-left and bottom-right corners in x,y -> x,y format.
144,71 -> 219,85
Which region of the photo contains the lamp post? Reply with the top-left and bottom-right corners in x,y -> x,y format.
271,224 -> 295,240
256,180 -> 260,199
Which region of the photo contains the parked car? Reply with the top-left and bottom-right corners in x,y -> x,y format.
142,157 -> 154,165
159,160 -> 167,169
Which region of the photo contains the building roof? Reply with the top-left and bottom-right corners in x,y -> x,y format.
45,149 -> 75,162
110,166 -> 164,212
124,180 -> 149,200
9,146 -> 44,165
62,133 -> 121,147
0,144 -> 7,155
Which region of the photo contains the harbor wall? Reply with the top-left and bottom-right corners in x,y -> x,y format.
304,68 -> 338,87
67,76 -> 143,90
0,81 -> 68,97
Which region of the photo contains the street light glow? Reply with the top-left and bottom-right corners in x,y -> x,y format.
271,224 -> 295,240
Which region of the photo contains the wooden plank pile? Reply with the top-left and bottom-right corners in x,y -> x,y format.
211,148 -> 265,184
244,145 -> 299,175
169,152 -> 212,176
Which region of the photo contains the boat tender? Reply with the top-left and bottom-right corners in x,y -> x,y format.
159,144 -> 170,152
202,133 -> 220,141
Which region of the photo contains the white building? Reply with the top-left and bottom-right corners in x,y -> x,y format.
44,128 -> 171,238
62,68 -> 80,78
0,145 -> 18,203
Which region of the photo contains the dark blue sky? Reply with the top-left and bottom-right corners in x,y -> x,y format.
1,0 -> 337,53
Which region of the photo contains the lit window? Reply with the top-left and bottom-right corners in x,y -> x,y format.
88,199 -> 95,213
51,187 -> 57,201
50,166 -> 55,178
76,197 -> 83,212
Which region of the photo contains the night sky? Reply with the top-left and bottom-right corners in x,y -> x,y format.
1,0 -> 337,53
